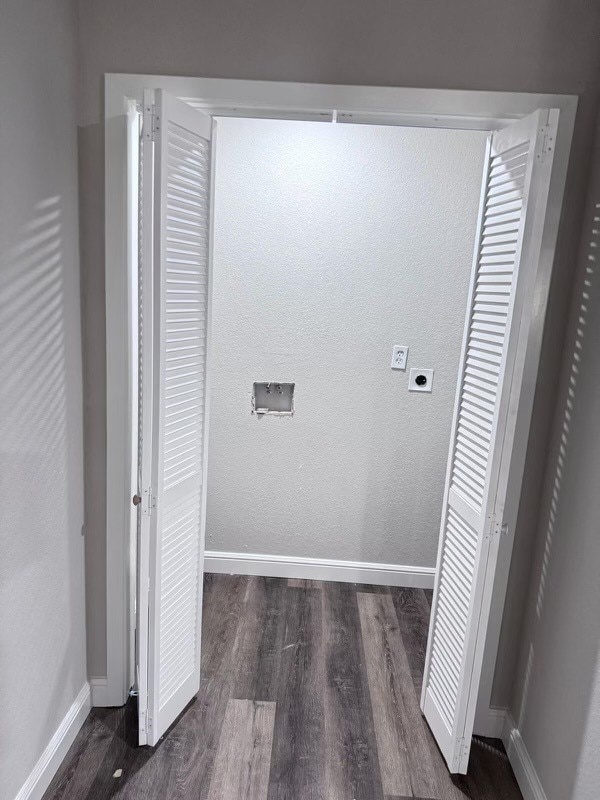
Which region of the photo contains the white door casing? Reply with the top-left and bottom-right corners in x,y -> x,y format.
137,89 -> 214,746
133,92 -> 560,760
421,108 -> 559,773
105,77 -> 575,713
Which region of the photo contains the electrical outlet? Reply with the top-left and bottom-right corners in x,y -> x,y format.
391,345 -> 409,370
409,368 -> 434,393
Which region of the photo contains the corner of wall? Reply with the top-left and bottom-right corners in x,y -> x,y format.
505,104 -> 600,800
502,714 -> 548,800
13,683 -> 90,800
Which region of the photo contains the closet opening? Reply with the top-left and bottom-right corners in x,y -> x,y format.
104,77 -> 575,792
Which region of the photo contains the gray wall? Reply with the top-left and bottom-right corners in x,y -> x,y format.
76,0 -> 600,695
508,116 -> 600,800
208,117 -> 486,565
0,2 -> 87,799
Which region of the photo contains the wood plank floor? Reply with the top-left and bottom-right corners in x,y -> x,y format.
43,575 -> 522,800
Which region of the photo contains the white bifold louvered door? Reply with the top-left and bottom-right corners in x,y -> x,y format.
421,109 -> 558,773
137,90 -> 214,746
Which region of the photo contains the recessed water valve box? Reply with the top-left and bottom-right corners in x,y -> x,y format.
252,382 -> 295,415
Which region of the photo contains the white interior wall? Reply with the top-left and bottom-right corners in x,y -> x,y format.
507,115 -> 600,800
206,118 -> 487,567
77,0 -> 600,700
0,2 -> 87,798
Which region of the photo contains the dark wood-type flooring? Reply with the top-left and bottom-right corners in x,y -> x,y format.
43,575 -> 522,800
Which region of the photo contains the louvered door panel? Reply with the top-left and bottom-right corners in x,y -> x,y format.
158,501 -> 201,701
421,110 -> 559,773
450,142 -> 528,513
162,123 -> 209,498
140,90 -> 214,746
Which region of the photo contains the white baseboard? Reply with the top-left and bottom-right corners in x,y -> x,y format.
14,682 -> 91,800
204,550 -> 435,588
502,714 -> 547,800
473,705 -> 507,738
90,677 -> 110,707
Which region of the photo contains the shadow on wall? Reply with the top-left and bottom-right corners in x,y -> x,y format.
78,121 -> 108,679
513,150 -> 600,798
0,196 -> 81,785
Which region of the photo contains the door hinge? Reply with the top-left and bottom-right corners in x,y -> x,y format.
143,103 -> 159,142
457,736 -> 471,764
536,123 -> 555,162
490,516 -> 509,538
142,485 -> 156,516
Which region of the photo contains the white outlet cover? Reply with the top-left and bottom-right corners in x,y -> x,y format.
409,368 -> 434,393
391,345 -> 409,370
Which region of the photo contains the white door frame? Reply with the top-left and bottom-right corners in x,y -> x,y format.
104,74 -> 576,727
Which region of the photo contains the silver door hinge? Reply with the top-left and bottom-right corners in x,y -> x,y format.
143,103 -> 159,142
491,517 -> 509,538
142,486 -> 156,516
536,124 -> 554,162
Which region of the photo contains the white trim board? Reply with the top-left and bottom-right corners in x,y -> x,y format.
103,74 -> 578,131
502,714 -> 548,800
13,683 -> 90,800
204,550 -> 435,588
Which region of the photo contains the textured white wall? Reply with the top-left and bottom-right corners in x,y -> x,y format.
207,118 -> 486,565
0,2 -> 87,798
508,118 -> 600,800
